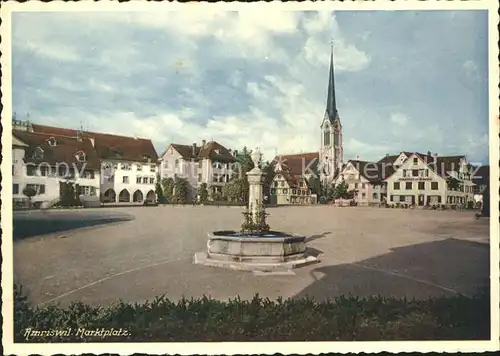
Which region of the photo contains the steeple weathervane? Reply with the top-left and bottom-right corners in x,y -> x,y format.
326,40 -> 338,123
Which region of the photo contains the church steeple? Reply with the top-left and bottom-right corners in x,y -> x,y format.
325,42 -> 338,123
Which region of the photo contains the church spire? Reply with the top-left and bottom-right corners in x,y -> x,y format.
325,41 -> 338,123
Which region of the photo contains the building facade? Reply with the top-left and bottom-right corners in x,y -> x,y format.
12,129 -> 101,207
334,160 -> 390,205
384,152 -> 475,206
13,120 -> 159,205
269,153 -> 318,205
159,140 -> 236,201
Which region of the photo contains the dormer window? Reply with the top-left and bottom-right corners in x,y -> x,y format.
143,155 -> 151,162
47,137 -> 57,147
75,151 -> 87,162
33,147 -> 44,160
214,149 -> 220,155
137,164 -> 143,171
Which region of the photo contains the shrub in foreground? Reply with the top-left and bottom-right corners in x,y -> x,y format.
14,285 -> 490,342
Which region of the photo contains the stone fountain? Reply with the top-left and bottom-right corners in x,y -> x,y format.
194,148 -> 319,272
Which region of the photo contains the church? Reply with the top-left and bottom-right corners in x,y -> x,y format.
269,45 -> 344,205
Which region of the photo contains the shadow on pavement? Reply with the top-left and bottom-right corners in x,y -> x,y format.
296,238 -> 490,301
13,212 -> 135,240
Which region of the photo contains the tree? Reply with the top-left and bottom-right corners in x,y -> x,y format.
334,181 -> 349,199
155,174 -> 165,203
232,147 -> 254,202
173,176 -> 188,204
22,186 -> 37,208
222,178 -> 247,202
306,159 -> 322,198
326,183 -> 336,201
262,161 -> 275,201
198,183 -> 209,203
446,176 -> 462,191
161,177 -> 175,202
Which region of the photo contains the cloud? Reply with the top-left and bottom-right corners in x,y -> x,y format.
11,9 -> 490,165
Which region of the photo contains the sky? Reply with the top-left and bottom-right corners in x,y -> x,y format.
11,9 -> 490,164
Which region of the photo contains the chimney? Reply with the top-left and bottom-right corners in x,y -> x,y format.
202,139 -> 206,147
427,150 -> 431,157
385,153 -> 389,157
356,155 -> 360,161
192,143 -> 197,156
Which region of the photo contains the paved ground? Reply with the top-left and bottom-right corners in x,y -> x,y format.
13,206 -> 490,307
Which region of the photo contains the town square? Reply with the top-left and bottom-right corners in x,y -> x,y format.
3,1 -> 498,351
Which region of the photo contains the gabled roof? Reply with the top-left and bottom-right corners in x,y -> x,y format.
31,124 -> 158,163
343,160 -> 394,184
13,130 -> 100,170
165,141 -> 236,163
272,152 -> 319,188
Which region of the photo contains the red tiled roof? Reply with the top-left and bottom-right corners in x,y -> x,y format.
272,152 -> 319,188
13,130 -> 101,170
31,124 -> 158,163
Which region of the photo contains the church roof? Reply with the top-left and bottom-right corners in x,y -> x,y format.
325,44 -> 339,124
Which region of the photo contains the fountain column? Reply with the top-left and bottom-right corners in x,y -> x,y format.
246,148 -> 265,224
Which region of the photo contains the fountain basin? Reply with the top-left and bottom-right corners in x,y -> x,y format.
194,231 -> 319,272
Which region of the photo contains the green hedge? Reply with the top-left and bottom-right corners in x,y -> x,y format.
14,285 -> 489,342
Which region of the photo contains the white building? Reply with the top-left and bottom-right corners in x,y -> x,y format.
383,152 -> 475,206
12,129 -> 101,207
13,120 -> 159,205
159,140 -> 236,201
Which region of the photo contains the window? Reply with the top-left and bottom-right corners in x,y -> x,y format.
425,169 -> 429,177
26,184 -> 45,195
79,186 -> 96,196
412,169 -> 419,177
280,181 -> 285,187
393,182 -> 400,190
136,164 -> 142,171
361,183 -> 366,189
402,169 -> 407,177
431,182 -> 438,190
136,177 -> 142,184
80,170 -> 94,179
13,184 -> 19,194
121,163 -> 131,170
123,176 -> 129,184
107,176 -> 114,183
163,162 -> 168,169
372,192 -> 378,200
405,182 -> 412,190
175,160 -> 179,168
270,188 -> 276,195
283,189 -> 288,195
198,161 -> 202,169
40,166 -> 49,176
362,192 -> 366,199
323,129 -> 330,146
26,165 -> 36,176
413,157 -> 418,165
57,166 -> 67,177
198,174 -> 202,182
292,189 -> 297,195
68,168 -> 75,178
149,177 -> 154,184
75,152 -> 87,162
418,182 -> 425,190
47,137 -> 57,147
150,165 -> 156,172
141,177 -> 147,184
